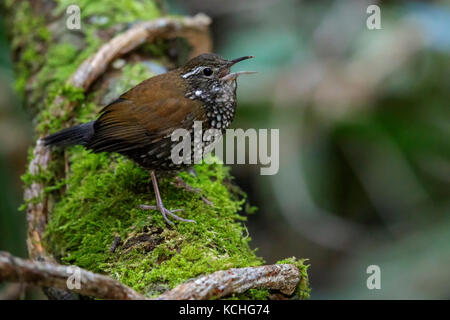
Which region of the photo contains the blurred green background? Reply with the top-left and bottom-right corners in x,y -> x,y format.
1,0 -> 450,299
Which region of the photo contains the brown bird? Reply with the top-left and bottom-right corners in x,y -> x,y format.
43,53 -> 254,225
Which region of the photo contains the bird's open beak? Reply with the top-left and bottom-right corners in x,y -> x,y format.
220,56 -> 256,81
220,71 -> 257,81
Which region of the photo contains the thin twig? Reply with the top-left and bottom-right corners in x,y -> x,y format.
0,252 -> 144,300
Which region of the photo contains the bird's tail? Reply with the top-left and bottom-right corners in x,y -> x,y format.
43,121 -> 95,148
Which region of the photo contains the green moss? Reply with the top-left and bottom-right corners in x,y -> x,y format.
100,63 -> 155,107
45,152 -> 263,297
9,0 -> 159,133
35,44 -> 81,100
277,257 -> 311,299
55,0 -> 160,28
227,289 -> 270,300
7,0 -> 50,95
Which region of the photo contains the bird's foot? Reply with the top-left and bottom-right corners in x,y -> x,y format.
139,204 -> 196,225
172,176 -> 214,207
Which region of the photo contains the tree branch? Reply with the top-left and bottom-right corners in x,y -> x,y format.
0,251 -> 302,300
158,264 -> 301,300
69,14 -> 212,90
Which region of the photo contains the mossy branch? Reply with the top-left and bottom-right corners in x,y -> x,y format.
0,251 -> 144,300
8,0 -> 310,300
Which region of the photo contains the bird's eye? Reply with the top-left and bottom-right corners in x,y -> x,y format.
203,68 -> 213,76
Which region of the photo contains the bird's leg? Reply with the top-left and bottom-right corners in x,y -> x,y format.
140,170 -> 196,225
172,176 -> 214,207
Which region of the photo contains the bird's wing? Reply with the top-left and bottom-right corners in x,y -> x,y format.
87,74 -> 206,153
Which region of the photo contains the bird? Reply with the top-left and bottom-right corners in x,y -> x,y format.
43,53 -> 254,225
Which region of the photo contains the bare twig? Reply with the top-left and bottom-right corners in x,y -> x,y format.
0,252 -> 144,300
157,264 -> 301,300
0,251 -> 302,300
